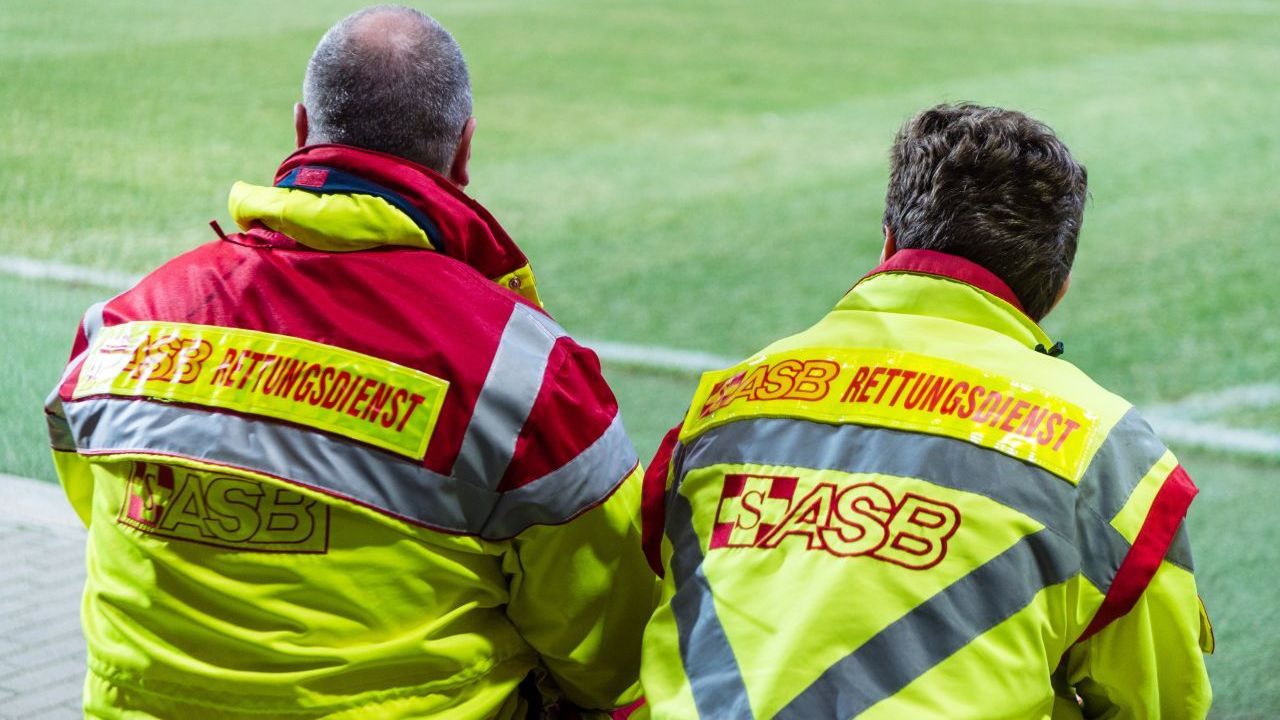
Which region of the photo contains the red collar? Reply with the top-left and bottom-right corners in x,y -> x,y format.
861,249 -> 1026,314
273,144 -> 531,283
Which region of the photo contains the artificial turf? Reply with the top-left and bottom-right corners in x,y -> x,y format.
2,1 -> 1277,714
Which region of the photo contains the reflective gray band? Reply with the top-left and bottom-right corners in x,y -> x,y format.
455,305 -> 565,488
776,529 -> 1078,719
1079,408 -> 1167,521
482,415 -> 637,539
668,490 -> 755,720
61,397 -> 626,539
682,417 -> 1076,539
64,396 -> 490,533
1165,522 -> 1195,572
45,301 -> 108,452
1076,511 -> 1130,592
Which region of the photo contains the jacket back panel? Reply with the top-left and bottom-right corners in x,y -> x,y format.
640,272 -> 1171,720
53,239 -> 579,717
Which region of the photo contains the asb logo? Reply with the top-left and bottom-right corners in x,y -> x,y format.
710,474 -> 960,569
118,462 -> 330,553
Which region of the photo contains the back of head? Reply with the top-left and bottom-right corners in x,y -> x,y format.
882,104 -> 1087,320
303,5 -> 471,174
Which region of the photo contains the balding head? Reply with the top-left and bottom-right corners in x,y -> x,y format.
302,6 -> 472,174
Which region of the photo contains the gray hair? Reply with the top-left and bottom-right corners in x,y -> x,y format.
302,5 -> 472,174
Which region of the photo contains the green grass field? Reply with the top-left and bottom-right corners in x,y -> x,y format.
2,0 -> 1278,715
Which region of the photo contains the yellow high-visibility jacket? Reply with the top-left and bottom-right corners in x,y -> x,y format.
45,145 -> 657,719
638,249 -> 1213,719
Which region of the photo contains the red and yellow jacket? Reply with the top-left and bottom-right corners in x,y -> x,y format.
45,145 -> 657,719
638,250 -> 1213,719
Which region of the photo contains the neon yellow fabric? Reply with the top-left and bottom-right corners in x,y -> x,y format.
494,263 -> 544,308
503,466 -> 657,709
1112,450 -> 1180,543
639,270 -> 1210,719
1062,562 -> 1212,718
227,182 -> 546,308
229,182 -> 435,252
52,448 -> 94,526
56,451 -> 652,718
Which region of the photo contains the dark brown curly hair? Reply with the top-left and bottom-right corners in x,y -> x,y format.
883,104 -> 1087,320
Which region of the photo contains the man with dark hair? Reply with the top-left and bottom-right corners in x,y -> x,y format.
638,104 -> 1213,718
882,104 -> 1085,322
46,6 -> 654,718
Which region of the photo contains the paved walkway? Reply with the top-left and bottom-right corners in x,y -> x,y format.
0,473 -> 87,719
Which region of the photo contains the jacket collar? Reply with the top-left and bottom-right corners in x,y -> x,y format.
839,249 -> 1058,352
227,144 -> 542,306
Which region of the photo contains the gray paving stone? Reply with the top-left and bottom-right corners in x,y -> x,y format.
7,593 -> 81,626
3,638 -> 84,671
8,613 -> 83,647
0,677 -> 84,719
0,474 -> 88,716
30,702 -> 82,720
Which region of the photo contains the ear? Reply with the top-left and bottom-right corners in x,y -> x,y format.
294,103 -> 309,149
1039,272 -> 1070,320
1046,273 -> 1071,317
448,117 -> 477,188
880,225 -> 897,264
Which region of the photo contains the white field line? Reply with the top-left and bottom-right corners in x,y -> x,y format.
965,0 -> 1280,15
582,338 -> 735,374
1143,415 -> 1280,458
1145,383 -> 1280,418
0,254 -> 141,290
3,255 -> 1278,459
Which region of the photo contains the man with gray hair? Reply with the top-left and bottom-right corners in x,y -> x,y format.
46,6 -> 655,718
300,5 -> 475,179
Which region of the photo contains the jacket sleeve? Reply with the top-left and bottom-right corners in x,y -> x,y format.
640,425 -> 683,577
496,339 -> 660,713
45,305 -> 99,527
503,465 -> 657,713
1062,450 -> 1213,719
1062,558 -> 1213,719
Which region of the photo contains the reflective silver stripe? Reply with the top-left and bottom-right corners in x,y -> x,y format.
1076,512 -> 1130,591
62,396 -> 628,540
45,301 -> 108,451
776,529 -> 1079,719
1079,408 -> 1167,521
1165,522 -> 1195,572
667,490 -> 755,720
455,305 -> 565,488
481,414 -> 638,539
63,397 -> 497,534
682,417 -> 1076,539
